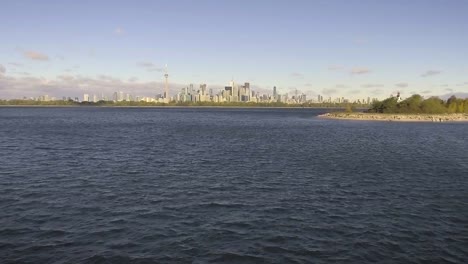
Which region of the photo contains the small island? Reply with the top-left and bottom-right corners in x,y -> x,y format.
319,94 -> 468,122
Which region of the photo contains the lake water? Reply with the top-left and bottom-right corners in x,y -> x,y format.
1,107 -> 467,263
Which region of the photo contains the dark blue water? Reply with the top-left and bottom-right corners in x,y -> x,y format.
1,107 -> 467,263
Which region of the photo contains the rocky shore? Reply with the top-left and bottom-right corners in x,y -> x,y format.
319,112 -> 468,122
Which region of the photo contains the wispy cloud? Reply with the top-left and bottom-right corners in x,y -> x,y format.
9,62 -> 23,67
348,89 -> 361,94
421,90 -> 432,94
13,72 -> 30,76
57,75 -> 75,81
445,88 -> 453,92
137,62 -> 163,72
421,70 -> 441,77
23,50 -> 49,61
0,64 -> 5,74
335,84 -> 349,88
395,83 -> 408,88
0,73 -> 187,99
137,62 -> 155,68
362,84 -> 384,88
114,27 -> 125,35
350,67 -> 371,75
291,72 -> 304,79
304,83 -> 313,87
371,89 -> 384,95
322,88 -> 338,95
97,74 -> 121,83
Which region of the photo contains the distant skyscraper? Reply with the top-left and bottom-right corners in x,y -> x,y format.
164,65 -> 169,102
243,82 -> 250,102
83,93 -> 89,102
200,84 -> 207,95
273,86 -> 277,98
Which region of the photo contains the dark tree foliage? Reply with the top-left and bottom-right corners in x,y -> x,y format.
367,95 -> 468,114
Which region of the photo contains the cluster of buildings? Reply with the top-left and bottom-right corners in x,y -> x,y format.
173,81 -> 307,104
317,95 -> 374,105
74,80 -> 311,104
25,80 -> 376,105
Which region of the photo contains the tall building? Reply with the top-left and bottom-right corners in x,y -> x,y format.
273,86 -> 277,98
164,65 -> 169,103
200,84 -> 207,95
83,93 -> 89,102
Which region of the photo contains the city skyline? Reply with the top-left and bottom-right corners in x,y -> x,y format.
1,0 -> 468,99
19,79 -> 375,106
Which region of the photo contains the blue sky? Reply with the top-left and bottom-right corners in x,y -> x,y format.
0,0 -> 467,99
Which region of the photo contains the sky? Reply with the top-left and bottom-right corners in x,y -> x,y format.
0,0 -> 468,100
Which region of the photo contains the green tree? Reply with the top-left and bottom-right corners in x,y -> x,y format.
446,95 -> 458,113
420,97 -> 447,114
398,94 -> 423,113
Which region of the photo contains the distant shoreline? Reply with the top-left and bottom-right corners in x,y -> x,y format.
319,112 -> 468,122
0,105 -> 342,109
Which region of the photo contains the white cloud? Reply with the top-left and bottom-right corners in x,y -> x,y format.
23,51 -> 49,61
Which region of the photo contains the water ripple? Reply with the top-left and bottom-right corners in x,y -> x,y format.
0,107 -> 467,263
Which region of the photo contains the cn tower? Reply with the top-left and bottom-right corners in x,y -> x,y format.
164,64 -> 169,103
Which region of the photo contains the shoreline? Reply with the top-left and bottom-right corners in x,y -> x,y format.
0,105 -> 343,109
319,112 -> 468,122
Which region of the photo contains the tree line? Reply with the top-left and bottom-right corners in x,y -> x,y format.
368,95 -> 468,114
